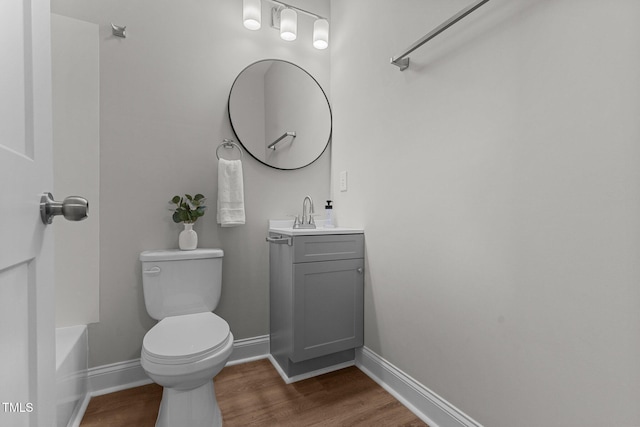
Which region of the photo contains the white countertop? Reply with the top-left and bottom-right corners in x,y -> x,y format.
268,219 -> 364,236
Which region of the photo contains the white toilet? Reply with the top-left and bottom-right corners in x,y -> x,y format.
139,249 -> 234,427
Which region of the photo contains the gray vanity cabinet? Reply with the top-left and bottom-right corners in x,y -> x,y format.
269,232 -> 364,380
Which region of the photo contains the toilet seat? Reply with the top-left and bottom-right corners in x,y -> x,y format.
142,312 -> 231,365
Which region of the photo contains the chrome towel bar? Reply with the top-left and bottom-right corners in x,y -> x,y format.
390,0 -> 490,71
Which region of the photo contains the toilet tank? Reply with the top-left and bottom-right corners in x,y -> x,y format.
140,249 -> 224,320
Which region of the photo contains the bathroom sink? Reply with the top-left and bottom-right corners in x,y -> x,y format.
268,219 -> 364,236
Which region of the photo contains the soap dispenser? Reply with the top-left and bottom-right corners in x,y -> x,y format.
325,200 -> 334,228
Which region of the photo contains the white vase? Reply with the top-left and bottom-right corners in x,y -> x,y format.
179,223 -> 198,250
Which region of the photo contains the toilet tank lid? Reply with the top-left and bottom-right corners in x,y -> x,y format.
140,248 -> 224,262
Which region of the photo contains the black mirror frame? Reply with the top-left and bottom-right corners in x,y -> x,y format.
227,59 -> 332,171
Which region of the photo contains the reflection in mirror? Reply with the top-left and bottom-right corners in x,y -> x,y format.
228,60 -> 332,170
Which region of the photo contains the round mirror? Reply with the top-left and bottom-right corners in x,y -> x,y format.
228,60 -> 332,170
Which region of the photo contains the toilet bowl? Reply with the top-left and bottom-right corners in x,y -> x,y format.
139,249 -> 232,427
141,313 -> 233,426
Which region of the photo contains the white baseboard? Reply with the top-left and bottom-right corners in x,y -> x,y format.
355,347 -> 483,427
67,392 -> 91,427
69,334 -> 268,424
226,335 -> 270,366
78,337 -> 481,427
88,359 -> 152,397
87,334 -> 270,396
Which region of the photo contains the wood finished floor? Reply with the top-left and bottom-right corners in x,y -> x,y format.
80,359 -> 428,426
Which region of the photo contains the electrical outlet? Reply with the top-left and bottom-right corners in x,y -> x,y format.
339,171 -> 348,192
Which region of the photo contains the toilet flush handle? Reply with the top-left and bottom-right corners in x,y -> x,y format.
143,266 -> 161,275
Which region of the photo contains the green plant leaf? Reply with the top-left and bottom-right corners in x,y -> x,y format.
169,193 -> 207,223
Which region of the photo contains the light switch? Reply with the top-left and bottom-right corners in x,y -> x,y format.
339,171 -> 348,192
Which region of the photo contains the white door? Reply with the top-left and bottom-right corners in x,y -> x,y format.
0,0 -> 56,426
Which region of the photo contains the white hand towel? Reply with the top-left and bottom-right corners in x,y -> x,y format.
217,158 -> 245,227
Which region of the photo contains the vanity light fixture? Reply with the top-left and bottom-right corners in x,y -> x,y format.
243,0 -> 262,30
245,0 -> 328,49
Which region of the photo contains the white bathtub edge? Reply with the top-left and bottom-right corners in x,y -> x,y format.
56,325 -> 88,427
56,325 -> 87,372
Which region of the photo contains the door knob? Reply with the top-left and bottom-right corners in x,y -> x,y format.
40,192 -> 89,224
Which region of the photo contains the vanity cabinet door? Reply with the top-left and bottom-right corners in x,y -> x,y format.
290,258 -> 364,363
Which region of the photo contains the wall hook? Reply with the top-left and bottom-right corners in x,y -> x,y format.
111,23 -> 126,38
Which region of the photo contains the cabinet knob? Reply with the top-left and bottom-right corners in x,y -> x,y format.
357,267 -> 364,274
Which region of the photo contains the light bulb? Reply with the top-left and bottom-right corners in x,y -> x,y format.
243,0 -> 261,30
280,8 -> 297,41
313,18 -> 329,49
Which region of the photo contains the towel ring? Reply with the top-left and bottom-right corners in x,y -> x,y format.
216,139 -> 243,160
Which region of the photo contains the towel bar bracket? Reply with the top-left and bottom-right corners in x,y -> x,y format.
390,57 -> 410,71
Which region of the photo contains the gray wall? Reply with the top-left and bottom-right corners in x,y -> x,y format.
330,0 -> 640,426
52,14 -> 100,327
51,0 -> 331,368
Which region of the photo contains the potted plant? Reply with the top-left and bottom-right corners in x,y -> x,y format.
170,194 -> 206,250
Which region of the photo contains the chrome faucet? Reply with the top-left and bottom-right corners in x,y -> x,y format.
294,195 -> 316,229
302,195 -> 314,225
